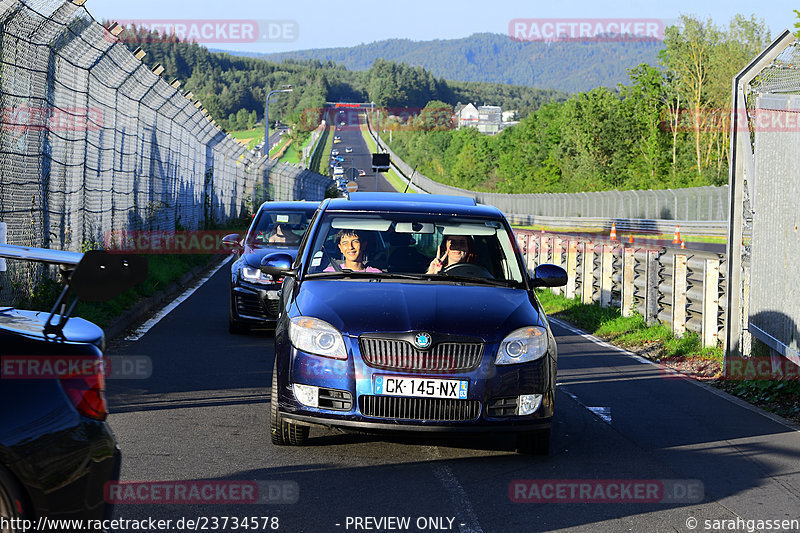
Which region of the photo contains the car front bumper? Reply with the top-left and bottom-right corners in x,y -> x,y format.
274,340 -> 555,433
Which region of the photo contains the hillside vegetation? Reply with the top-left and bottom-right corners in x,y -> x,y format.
381,15 -> 772,193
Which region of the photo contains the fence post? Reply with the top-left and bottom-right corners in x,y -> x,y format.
702,258 -> 720,347
551,237 -> 563,295
582,242 -> 594,304
538,233 -> 548,265
672,253 -> 688,337
622,247 -> 635,317
600,244 -> 613,307
565,240 -> 577,299
645,250 -> 659,325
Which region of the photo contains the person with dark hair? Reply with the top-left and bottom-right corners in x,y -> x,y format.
426,235 -> 476,274
268,224 -> 301,244
325,229 -> 382,272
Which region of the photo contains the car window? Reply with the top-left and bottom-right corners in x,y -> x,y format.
304,212 -> 524,284
248,209 -> 316,245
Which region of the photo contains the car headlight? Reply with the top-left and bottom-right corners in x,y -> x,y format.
241,265 -> 273,284
289,317 -> 347,360
496,327 -> 548,365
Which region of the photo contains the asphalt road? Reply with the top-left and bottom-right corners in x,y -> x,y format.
105,261 -> 800,532
328,110 -> 396,193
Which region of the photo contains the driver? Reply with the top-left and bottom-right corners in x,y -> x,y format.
426,235 -> 476,274
268,224 -> 301,244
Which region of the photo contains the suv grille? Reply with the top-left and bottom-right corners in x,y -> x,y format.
359,395 -> 480,422
235,292 -> 279,319
359,338 -> 483,373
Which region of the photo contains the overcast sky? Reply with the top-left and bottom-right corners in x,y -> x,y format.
86,0 -> 793,54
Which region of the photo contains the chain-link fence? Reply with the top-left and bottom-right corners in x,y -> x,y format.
727,31 -> 800,369
0,0 -> 329,306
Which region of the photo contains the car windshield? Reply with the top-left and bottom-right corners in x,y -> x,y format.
248,209 -> 316,246
304,212 -> 526,285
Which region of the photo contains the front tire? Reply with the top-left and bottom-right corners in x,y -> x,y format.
270,360 -> 309,446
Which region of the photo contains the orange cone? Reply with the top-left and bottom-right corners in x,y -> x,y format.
628,234 -> 634,244
672,224 -> 681,244
680,240 -> 686,249
610,222 -> 617,241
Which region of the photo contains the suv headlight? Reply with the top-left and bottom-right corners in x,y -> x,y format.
241,265 -> 273,284
289,317 -> 347,360
496,327 -> 548,365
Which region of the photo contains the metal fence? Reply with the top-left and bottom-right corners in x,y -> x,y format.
0,0 -> 329,305
517,230 -> 726,348
364,115 -> 729,220
727,31 -> 800,369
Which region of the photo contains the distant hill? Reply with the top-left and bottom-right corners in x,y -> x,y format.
237,33 -> 664,93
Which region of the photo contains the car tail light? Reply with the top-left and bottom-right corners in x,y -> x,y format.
59,358 -> 108,421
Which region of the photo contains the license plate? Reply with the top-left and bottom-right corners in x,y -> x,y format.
373,375 -> 468,399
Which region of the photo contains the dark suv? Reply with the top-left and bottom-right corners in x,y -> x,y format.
262,193 -> 567,453
224,201 -> 319,333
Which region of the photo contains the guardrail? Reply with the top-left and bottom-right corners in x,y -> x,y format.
516,230 -> 726,348
506,215 -> 728,238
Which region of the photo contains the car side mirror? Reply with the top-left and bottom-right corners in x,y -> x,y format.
221,234 -> 243,254
260,253 -> 296,278
529,264 -> 567,288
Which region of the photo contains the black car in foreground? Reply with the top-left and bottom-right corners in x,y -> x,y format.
224,201 -> 319,333
262,193 -> 567,454
0,244 -> 146,530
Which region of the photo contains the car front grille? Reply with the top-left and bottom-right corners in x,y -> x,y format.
318,388 -> 352,411
235,292 -> 267,319
359,395 -> 480,422
487,397 -> 518,417
359,338 -> 483,373
235,292 -> 279,320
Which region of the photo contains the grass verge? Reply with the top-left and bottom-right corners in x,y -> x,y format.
535,289 -> 800,424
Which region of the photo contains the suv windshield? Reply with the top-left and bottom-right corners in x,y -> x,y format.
248,209 -> 316,246
304,212 -> 525,285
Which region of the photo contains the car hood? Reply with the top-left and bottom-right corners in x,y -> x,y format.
294,280 -> 543,342
242,245 -> 300,268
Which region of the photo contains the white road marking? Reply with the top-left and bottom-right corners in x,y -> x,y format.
550,317 -> 800,432
427,447 -> 484,533
124,256 -> 232,341
588,407 -> 612,424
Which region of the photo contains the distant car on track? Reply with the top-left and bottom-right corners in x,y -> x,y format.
345,146 -> 353,153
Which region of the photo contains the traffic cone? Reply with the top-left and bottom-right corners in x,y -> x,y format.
680,240 -> 686,249
628,234 -> 634,244
672,224 -> 681,244
610,222 -> 617,241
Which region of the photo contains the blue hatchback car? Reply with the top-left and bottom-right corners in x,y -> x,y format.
263,193 -> 567,453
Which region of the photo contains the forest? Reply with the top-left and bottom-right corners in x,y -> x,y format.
110,26 -> 566,131
382,15 -> 775,193
111,13 -> 783,193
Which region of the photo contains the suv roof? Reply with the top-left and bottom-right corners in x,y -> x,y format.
322,193 -> 503,218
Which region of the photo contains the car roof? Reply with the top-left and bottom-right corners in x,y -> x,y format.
322,193 -> 504,218
257,200 -> 319,212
